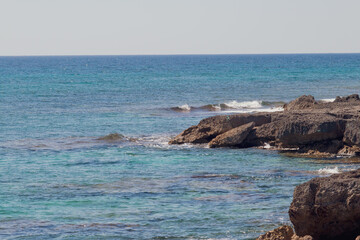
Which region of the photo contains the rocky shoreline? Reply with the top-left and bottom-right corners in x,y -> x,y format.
170,94 -> 360,239
257,168 -> 360,240
169,94 -> 360,158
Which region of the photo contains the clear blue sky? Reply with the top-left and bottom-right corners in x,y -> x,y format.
1,0 -> 360,56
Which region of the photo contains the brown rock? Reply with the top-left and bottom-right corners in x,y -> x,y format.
284,95 -> 316,111
334,94 -> 360,103
338,145 -> 360,157
257,225 -> 294,240
343,120 -> 360,146
97,133 -> 125,142
208,122 -> 255,148
275,114 -> 345,147
169,113 -> 272,144
289,169 -> 360,240
291,235 -> 313,240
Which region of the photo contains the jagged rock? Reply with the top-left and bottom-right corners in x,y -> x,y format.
291,235 -> 313,240
208,122 -> 255,148
97,133 -> 125,142
169,94 -> 360,157
289,169 -> 360,240
334,94 -> 360,103
343,120 -> 360,146
169,113 -> 272,144
338,145 -> 360,157
301,140 -> 343,154
275,114 -> 345,146
257,225 -> 294,240
284,95 -> 316,111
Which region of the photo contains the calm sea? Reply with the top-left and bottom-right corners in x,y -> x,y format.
1,54 -> 360,239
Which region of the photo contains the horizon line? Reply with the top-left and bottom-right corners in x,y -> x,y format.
1,52 -> 360,57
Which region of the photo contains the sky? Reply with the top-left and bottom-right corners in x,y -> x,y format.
1,0 -> 360,56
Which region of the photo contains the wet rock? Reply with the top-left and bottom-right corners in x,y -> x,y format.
169,113 -> 272,144
284,95 -> 316,111
289,168 -> 360,240
208,122 -> 255,148
97,133 -> 125,142
257,225 -> 294,240
298,140 -> 343,155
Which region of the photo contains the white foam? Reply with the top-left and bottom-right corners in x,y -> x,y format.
222,106 -> 283,114
263,143 -> 271,149
178,104 -> 191,111
224,100 -> 263,109
319,98 -> 335,103
317,166 -> 340,175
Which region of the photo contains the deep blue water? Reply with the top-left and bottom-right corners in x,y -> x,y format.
1,54 -> 360,239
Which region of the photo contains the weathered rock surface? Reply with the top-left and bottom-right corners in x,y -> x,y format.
97,133 -> 125,142
169,94 -> 360,156
291,235 -> 313,240
169,113 -> 272,144
334,94 -> 360,103
275,114 -> 345,146
289,169 -> 360,240
284,95 -> 316,111
257,225 -> 294,240
208,122 -> 254,148
343,120 -> 360,146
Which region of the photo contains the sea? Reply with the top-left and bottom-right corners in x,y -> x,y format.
1,54 -> 360,239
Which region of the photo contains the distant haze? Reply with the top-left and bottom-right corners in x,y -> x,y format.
1,0 -> 360,56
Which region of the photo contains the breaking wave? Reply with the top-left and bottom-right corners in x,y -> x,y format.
317,167 -> 340,175
170,100 -> 285,113
319,98 -> 336,103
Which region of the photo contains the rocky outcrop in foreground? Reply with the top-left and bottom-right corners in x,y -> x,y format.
258,169 -> 360,240
289,168 -> 360,240
169,94 -> 360,157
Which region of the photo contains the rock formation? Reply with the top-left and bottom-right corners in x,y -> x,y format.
169,94 -> 360,157
289,168 -> 360,240
256,225 -> 294,240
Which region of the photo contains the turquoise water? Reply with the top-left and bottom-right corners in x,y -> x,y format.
1,54 -> 360,239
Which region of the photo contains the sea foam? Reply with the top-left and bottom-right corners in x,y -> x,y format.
317,167 -> 340,175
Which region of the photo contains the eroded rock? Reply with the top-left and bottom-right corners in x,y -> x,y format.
257,225 -> 294,240
97,133 -> 125,142
208,122 -> 255,148
289,169 -> 360,240
284,95 -> 316,111
169,94 -> 360,156
169,113 -> 272,144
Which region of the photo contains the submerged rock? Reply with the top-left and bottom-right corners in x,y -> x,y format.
97,133 -> 125,142
289,169 -> 360,240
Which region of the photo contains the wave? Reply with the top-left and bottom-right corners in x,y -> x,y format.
317,166 -> 340,175
318,98 -> 335,103
0,133 -> 205,151
169,100 -> 285,113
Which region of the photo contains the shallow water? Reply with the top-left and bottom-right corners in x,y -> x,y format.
1,54 -> 360,239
